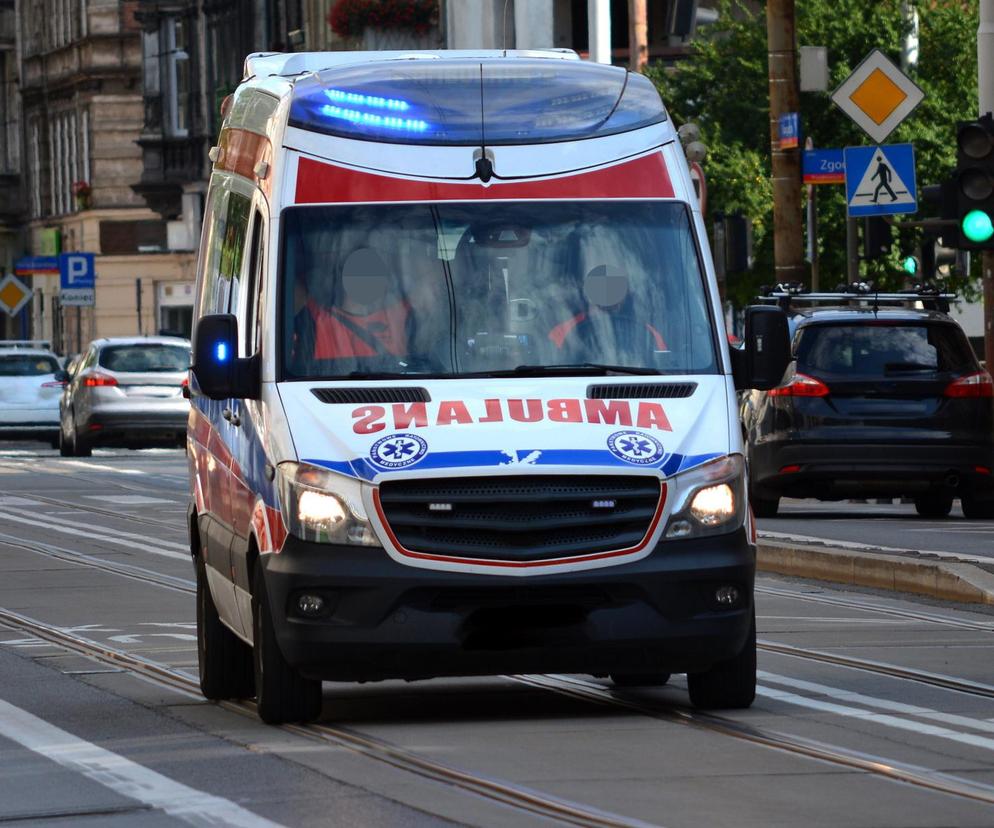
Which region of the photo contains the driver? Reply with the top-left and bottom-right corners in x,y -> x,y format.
292,246 -> 411,367
548,264 -> 666,357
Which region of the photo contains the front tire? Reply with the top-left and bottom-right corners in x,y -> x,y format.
687,610 -> 756,710
914,495 -> 953,519
196,557 -> 254,701
252,560 -> 322,724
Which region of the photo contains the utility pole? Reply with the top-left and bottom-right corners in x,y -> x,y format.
766,0 -> 806,285
981,0 -> 994,370
628,0 -> 648,71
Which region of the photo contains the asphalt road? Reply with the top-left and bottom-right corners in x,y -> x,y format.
2,439 -> 994,827
761,498 -> 994,561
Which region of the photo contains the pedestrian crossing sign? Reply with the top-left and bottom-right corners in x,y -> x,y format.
844,144 -> 917,217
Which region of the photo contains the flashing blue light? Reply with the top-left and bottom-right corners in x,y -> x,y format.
324,88 -> 410,111
215,341 -> 229,363
319,104 -> 429,132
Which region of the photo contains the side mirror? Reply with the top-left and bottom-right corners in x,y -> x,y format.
53,369 -> 69,383
732,305 -> 790,390
192,314 -> 259,400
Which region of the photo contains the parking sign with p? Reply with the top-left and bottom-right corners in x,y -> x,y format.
59,252 -> 95,306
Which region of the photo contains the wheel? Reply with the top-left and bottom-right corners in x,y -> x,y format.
914,495 -> 953,519
961,494 -> 994,519
74,435 -> 92,457
750,492 -> 779,518
196,556 -> 254,701
252,560 -> 322,724
58,425 -> 74,457
687,610 -> 756,710
610,673 -> 670,687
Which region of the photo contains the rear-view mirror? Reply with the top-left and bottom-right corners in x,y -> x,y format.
192,314 -> 258,400
733,306 -> 790,390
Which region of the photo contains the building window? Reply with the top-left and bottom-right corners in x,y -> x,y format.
29,118 -> 41,218
164,17 -> 190,136
45,111 -> 86,216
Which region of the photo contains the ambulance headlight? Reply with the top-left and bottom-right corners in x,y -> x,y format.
663,454 -> 745,539
276,462 -> 381,547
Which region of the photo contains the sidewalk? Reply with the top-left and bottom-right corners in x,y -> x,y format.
758,536 -> 994,605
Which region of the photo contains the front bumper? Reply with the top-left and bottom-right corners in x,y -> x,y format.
261,529 -> 755,682
751,441 -> 994,499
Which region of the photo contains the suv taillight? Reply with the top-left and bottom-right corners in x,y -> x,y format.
768,373 -> 830,397
83,372 -> 118,387
943,371 -> 994,398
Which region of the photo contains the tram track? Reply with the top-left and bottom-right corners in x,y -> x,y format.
0,606 -> 657,828
4,490 -> 994,813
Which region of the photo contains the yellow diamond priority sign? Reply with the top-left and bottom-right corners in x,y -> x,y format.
0,274 -> 33,317
831,49 -> 925,144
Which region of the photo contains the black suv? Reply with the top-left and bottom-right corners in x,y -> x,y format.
741,290 -> 994,519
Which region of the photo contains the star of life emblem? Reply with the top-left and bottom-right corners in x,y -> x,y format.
369,433 -> 428,469
606,430 -> 664,466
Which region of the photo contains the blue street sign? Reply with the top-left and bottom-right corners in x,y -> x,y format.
844,144 -> 917,216
58,252 -> 96,307
802,148 -> 845,184
59,252 -> 95,290
13,256 -> 59,276
778,112 -> 800,149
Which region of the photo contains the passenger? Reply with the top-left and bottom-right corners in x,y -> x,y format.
291,246 -> 411,368
548,264 -> 666,360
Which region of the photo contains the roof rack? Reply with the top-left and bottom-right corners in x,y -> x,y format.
757,282 -> 957,313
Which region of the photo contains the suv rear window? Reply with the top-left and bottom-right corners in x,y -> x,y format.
796,323 -> 976,376
99,345 -> 190,373
0,354 -> 60,376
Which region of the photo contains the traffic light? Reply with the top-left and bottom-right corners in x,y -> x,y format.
863,217 -> 892,259
953,114 -> 994,249
921,236 -> 957,279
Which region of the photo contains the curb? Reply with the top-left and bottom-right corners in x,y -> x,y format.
757,540 -> 994,606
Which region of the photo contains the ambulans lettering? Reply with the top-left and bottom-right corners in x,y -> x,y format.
350,399 -> 672,433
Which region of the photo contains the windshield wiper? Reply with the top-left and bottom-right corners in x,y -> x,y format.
482,363 -> 661,377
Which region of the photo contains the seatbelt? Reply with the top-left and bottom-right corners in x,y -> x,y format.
328,309 -> 391,356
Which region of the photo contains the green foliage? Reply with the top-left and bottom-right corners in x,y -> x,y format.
646,0 -> 980,305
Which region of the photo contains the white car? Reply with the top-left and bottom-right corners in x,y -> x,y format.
0,345 -> 64,443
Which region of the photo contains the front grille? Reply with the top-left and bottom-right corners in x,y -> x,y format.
378,475 -> 662,562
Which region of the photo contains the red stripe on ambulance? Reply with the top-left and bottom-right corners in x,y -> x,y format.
294,152 -> 674,204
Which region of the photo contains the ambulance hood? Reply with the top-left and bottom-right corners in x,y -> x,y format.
277,376 -> 731,482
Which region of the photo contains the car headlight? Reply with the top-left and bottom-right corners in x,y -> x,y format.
276,461 -> 381,546
663,454 -> 746,539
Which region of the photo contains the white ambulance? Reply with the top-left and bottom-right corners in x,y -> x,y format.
189,49 -> 789,724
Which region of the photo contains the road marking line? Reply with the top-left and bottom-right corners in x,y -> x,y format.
760,672 -> 994,748
0,510 -> 187,560
82,495 -> 174,506
0,698 -> 285,828
0,507 -> 188,551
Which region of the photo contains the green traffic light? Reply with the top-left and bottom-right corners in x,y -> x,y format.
962,209 -> 994,243
902,256 -> 918,275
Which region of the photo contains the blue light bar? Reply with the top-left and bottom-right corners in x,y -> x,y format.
324,88 -> 410,111
215,341 -> 229,363
319,104 -> 429,132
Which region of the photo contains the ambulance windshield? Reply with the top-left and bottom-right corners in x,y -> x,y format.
280,201 -> 718,380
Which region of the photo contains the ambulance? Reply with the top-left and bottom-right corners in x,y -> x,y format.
188,49 -> 789,724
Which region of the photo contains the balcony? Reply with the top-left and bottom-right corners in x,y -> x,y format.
132,133 -> 206,218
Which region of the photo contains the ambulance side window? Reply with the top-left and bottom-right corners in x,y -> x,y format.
240,211 -> 265,357
196,184 -> 251,320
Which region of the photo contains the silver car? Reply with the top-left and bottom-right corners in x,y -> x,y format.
0,345 -> 64,443
59,336 -> 191,456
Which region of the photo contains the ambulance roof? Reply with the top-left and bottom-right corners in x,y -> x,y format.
243,50 -> 666,147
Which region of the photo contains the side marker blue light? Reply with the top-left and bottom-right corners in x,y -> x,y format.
324,89 -> 410,111
215,342 -> 229,363
319,104 -> 429,132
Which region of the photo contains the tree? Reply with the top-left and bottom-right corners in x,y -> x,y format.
646,0 -> 981,306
